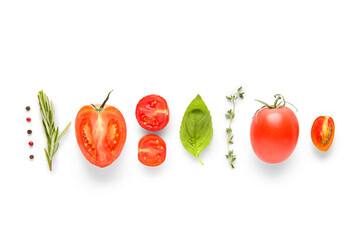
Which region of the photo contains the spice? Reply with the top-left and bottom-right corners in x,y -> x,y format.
27,129 -> 32,134
29,155 -> 34,159
28,141 -> 33,146
26,117 -> 31,122
26,106 -> 31,111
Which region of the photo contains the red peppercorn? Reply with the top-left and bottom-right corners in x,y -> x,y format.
29,141 -> 34,146
26,117 -> 31,122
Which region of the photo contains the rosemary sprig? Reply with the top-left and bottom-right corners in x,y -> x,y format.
38,90 -> 71,171
225,87 -> 245,169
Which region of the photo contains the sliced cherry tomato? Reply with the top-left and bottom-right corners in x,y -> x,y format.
138,134 -> 166,167
250,94 -> 299,164
75,91 -> 127,168
311,116 -> 335,152
135,94 -> 169,131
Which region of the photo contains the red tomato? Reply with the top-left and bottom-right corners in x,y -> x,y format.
311,116 -> 335,152
135,95 -> 169,131
138,134 -> 166,167
75,92 -> 127,168
250,95 -> 299,164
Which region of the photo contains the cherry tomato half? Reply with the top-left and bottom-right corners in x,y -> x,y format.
311,116 -> 335,152
250,101 -> 299,164
75,92 -> 127,168
135,95 -> 169,131
138,134 -> 166,167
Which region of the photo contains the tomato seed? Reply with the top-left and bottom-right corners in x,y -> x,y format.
29,155 -> 34,159
26,106 -> 31,111
27,129 -> 32,134
26,117 -> 31,122
29,141 -> 33,146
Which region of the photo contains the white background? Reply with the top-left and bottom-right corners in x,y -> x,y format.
1,1 -> 359,239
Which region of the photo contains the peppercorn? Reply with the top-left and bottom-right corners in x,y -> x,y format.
27,129 -> 32,134
26,106 -> 31,111
29,155 -> 34,159
28,141 -> 33,146
26,117 -> 31,122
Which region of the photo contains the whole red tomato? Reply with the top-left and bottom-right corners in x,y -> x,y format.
75,91 -> 127,168
311,116 -> 335,152
250,94 -> 299,164
135,94 -> 169,131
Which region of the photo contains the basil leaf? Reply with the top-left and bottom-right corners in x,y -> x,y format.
180,94 -> 213,165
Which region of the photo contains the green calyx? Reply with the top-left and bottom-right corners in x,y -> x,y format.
91,90 -> 113,114
255,94 -> 298,111
253,94 -> 298,123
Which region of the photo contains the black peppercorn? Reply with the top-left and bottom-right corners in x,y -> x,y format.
26,106 -> 31,111
27,129 -> 32,134
29,155 -> 34,159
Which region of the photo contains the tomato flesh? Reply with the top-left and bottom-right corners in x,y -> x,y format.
136,95 -> 169,131
311,116 -> 335,152
138,134 -> 166,167
250,106 -> 299,164
75,105 -> 127,168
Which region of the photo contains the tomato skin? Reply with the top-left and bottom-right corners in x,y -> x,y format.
138,134 -> 166,167
250,106 -> 299,164
75,104 -> 127,168
135,95 -> 169,131
311,116 -> 335,152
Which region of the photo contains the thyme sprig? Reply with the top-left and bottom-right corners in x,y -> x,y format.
38,90 -> 71,171
225,87 -> 245,169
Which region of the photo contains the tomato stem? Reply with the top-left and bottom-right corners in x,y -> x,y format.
254,94 -> 297,110
253,94 -> 298,122
91,90 -> 113,113
273,94 -> 282,108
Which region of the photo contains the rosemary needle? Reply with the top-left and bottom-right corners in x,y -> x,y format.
38,90 -> 71,171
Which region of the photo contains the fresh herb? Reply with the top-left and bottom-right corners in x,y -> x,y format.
225,87 -> 245,169
38,90 -> 71,171
180,94 -> 213,165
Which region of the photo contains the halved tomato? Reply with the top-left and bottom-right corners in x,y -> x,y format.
138,134 -> 166,167
75,91 -> 127,168
311,116 -> 335,152
135,94 -> 169,131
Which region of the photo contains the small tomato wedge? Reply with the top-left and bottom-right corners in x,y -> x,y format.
75,91 -> 127,168
138,134 -> 166,167
135,94 -> 169,131
311,116 -> 335,152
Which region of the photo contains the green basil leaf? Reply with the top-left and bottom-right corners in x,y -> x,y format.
180,94 -> 213,165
